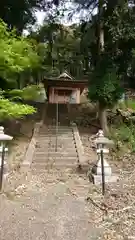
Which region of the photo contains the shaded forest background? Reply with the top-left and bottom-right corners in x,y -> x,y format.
1,0 -> 135,133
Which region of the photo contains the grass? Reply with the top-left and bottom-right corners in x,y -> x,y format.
118,99 -> 135,111
110,99 -> 135,153
110,123 -> 135,153
127,99 -> 135,110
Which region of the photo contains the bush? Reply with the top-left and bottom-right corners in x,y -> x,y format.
8,84 -> 43,101
110,123 -> 135,153
118,99 -> 135,111
0,98 -> 36,120
127,99 -> 135,111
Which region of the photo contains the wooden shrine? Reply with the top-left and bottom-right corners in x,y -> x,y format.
43,72 -> 88,104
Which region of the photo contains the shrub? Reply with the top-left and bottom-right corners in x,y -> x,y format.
0,98 -> 36,120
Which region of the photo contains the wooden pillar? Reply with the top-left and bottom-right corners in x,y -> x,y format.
52,87 -> 54,103
77,88 -> 80,104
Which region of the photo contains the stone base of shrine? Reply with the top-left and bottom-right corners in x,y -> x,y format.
92,174 -> 118,185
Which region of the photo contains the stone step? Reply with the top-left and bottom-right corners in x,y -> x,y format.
39,128 -> 73,131
35,150 -> 77,155
32,157 -> 78,163
32,163 -> 77,169
39,128 -> 73,132
35,144 -> 76,148
37,136 -> 74,140
33,156 -> 78,163
39,135 -> 73,139
34,154 -> 78,160
35,149 -> 77,153
38,135 -> 74,138
31,157 -> 78,164
32,164 -> 78,171
39,131 -> 73,133
40,142 -> 74,146
39,132 -> 73,135
41,125 -> 72,128
31,169 -> 75,175
36,142 -> 75,147
34,149 -> 77,157
31,162 -> 78,171
37,136 -> 74,139
37,139 -> 74,142
38,138 -> 74,143
40,127 -> 73,131
33,156 -> 78,162
39,129 -> 73,132
36,141 -> 75,145
32,162 -> 78,167
37,137 -> 74,141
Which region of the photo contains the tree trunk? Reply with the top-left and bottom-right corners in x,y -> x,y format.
97,0 -> 108,134
98,0 -> 104,52
98,103 -> 109,135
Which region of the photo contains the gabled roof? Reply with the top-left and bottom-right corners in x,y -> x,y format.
44,70 -> 78,82
43,71 -> 88,87
58,71 -> 73,80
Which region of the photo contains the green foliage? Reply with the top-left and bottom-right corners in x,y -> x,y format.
0,0 -> 54,33
43,66 -> 60,77
0,20 -> 41,120
117,99 -> 135,111
110,123 -> 135,153
30,23 -> 85,78
0,98 -> 36,120
0,19 -> 40,80
127,100 -> 135,111
20,85 -> 41,100
106,3 -> 135,43
88,57 -> 123,107
8,85 -> 42,101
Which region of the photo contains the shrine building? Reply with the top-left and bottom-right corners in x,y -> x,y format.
43,72 -> 88,104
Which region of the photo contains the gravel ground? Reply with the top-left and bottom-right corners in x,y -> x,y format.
78,125 -> 135,239
0,121 -> 103,240
0,171 -> 104,240
7,119 -> 35,171
1,112 -> 135,240
3,119 -> 35,193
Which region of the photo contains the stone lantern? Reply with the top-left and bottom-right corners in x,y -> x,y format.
0,126 -> 13,190
92,130 -> 118,185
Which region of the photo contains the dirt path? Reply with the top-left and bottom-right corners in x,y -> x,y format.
1,122 -> 134,240
0,121 -> 104,240
0,167 -> 104,240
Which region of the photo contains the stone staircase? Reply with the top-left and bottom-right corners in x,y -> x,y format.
31,124 -> 79,174
45,103 -> 70,125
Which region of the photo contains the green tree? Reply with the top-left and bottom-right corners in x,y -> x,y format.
0,19 -> 41,120
30,22 -> 86,78
71,0 -> 135,133
0,0 -> 59,34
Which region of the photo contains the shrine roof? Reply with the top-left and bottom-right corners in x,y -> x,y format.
43,73 -> 88,87
43,71 -> 88,83
44,77 -> 88,83
43,79 -> 88,90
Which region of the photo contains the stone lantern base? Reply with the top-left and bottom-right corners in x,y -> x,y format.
91,160 -> 118,185
92,174 -> 118,185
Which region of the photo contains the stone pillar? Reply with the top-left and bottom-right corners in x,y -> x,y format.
0,127 -> 12,192
0,145 -> 8,175
96,148 -> 112,176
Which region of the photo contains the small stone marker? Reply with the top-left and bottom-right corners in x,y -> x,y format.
0,126 -> 13,178
92,130 -> 118,185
